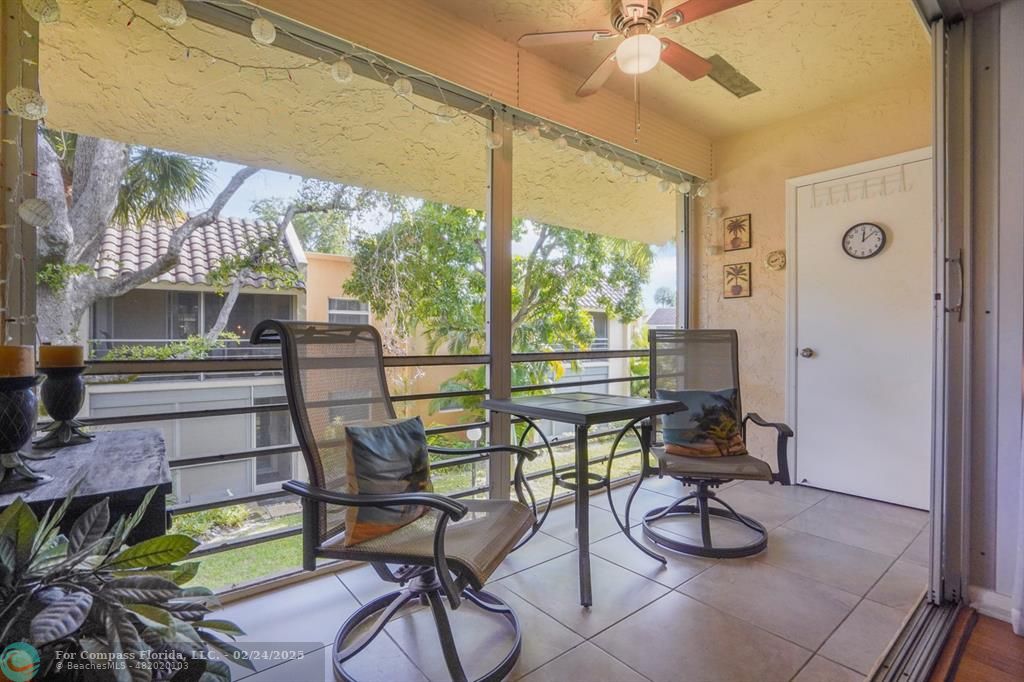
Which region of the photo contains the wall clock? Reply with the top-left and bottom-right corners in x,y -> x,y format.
842,222 -> 886,259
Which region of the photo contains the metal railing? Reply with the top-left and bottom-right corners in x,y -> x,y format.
78,347 -> 650,588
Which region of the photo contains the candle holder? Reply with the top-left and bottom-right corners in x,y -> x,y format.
34,365 -> 94,448
0,375 -> 52,493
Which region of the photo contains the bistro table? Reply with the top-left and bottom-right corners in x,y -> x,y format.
483,391 -> 682,607
0,429 -> 171,544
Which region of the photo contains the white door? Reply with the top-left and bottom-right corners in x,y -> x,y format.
791,150 -> 932,509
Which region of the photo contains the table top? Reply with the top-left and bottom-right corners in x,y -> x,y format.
0,429 -> 170,505
483,391 -> 681,426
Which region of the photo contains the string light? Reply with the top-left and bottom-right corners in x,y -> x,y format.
16,198 -> 53,227
21,0 -> 59,24
155,0 -> 187,28
103,0 -> 695,180
658,179 -> 673,193
391,77 -> 413,97
250,16 -> 277,45
434,104 -> 458,123
5,86 -> 47,120
330,58 -> 353,84
679,181 -> 693,194
484,130 -> 503,150
695,182 -> 710,198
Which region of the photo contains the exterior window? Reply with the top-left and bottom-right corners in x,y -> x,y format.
328,298 -> 370,325
590,312 -> 609,350
170,293 -> 200,339
254,396 -> 293,487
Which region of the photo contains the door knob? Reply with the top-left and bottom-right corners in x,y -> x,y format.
799,348 -> 815,358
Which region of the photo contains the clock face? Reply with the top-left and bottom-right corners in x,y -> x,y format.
842,223 -> 886,259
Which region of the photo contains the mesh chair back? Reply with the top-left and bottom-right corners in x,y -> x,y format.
252,321 -> 396,543
649,329 -> 742,433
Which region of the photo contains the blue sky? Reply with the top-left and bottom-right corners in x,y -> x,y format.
191,160 -> 677,312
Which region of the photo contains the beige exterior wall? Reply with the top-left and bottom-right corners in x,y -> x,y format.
304,253 -> 357,324
693,81 -> 932,458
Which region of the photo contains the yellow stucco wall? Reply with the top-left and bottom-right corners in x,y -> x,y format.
303,253 -> 356,323
694,81 -> 933,460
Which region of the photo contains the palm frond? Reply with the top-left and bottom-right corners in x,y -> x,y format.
114,148 -> 213,226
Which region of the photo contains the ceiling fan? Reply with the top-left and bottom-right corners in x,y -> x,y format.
518,0 -> 752,97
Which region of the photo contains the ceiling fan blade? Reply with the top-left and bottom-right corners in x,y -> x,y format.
576,51 -> 618,97
659,39 -> 712,80
518,29 -> 616,47
658,0 -> 753,26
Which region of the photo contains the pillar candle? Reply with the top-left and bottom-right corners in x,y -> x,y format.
0,345 -> 35,377
38,344 -> 85,368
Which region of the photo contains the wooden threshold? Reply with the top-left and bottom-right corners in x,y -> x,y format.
929,609 -> 1024,682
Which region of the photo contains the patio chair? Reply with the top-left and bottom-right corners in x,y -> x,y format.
627,329 -> 793,558
251,321 -> 540,682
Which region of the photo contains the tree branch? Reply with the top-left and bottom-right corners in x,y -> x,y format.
96,166 -> 260,299
35,135 -> 73,263
203,202 -> 298,343
66,137 -> 129,263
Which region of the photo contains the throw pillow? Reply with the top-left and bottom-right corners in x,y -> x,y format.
656,388 -> 747,457
342,416 -> 434,545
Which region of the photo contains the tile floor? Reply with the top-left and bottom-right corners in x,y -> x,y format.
214,479 -> 930,682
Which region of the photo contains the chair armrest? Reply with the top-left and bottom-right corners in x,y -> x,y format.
281,480 -> 468,521
742,413 -> 793,485
743,412 -> 794,438
429,444 -> 538,461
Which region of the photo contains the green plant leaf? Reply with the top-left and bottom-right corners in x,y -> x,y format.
194,619 -> 245,637
0,536 -> 14,574
199,631 -> 256,672
125,603 -> 174,629
30,590 -> 94,646
102,576 -> 182,604
105,605 -> 146,682
0,499 -> 39,569
171,561 -> 200,585
107,535 -> 198,569
68,497 -> 110,554
124,487 -> 158,535
199,659 -> 232,682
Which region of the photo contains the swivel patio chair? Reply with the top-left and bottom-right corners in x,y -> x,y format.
251,321 -> 541,682
625,329 -> 793,559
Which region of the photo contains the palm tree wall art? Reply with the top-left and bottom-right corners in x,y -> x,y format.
723,213 -> 751,251
723,262 -> 751,299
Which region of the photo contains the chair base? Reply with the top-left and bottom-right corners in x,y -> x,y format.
333,571 -> 521,682
642,480 -> 768,559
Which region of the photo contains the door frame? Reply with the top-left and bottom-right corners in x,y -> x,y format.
783,146 -> 934,488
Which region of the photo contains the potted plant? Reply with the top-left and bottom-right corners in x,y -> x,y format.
0,486 -> 253,681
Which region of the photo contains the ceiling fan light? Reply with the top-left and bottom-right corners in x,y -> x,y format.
615,34 -> 661,75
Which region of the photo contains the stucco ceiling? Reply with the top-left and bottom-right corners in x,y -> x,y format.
39,1 -> 675,244
428,0 -> 932,139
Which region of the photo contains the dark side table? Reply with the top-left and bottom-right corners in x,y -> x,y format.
0,429 -> 171,544
483,392 -> 681,607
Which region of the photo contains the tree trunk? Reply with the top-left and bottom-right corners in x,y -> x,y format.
203,278 -> 243,344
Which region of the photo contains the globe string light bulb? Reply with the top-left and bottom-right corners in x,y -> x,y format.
524,124 -> 541,142
610,160 -> 625,177
392,77 -> 413,97
582,150 -> 597,166
155,0 -> 187,28
696,182 -> 710,198
5,87 -> 47,120
250,17 -> 277,45
658,179 -> 673,193
330,58 -> 353,84
678,181 -> 693,194
554,135 -> 568,151
434,104 -> 458,123
17,198 -> 54,227
484,130 -> 503,150
22,0 -> 59,24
